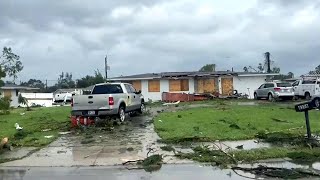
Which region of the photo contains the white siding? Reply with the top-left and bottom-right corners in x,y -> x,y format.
21,93 -> 54,107
233,76 -> 266,99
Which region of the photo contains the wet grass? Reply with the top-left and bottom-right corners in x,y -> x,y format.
177,146 -> 320,167
0,106 -> 71,147
154,101 -> 320,142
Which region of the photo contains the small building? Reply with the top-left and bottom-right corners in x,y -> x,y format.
109,71 -> 278,101
0,84 -> 40,107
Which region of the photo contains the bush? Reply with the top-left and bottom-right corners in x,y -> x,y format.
0,96 -> 10,114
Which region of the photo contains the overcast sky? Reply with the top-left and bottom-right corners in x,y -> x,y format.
0,0 -> 319,82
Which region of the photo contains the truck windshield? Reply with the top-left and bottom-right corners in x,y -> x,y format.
276,83 -> 292,87
92,84 -> 123,94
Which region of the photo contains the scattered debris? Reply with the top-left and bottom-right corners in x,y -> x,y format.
139,124 -> 147,128
160,145 -> 175,152
57,150 -> 67,154
20,113 -> 25,116
81,139 -> 94,144
163,101 -> 180,106
158,120 -> 162,123
0,137 -> 9,149
235,145 -> 244,149
58,132 -> 71,135
127,147 -> 134,151
42,129 -> 51,132
44,135 -> 53,139
232,165 -> 320,179
15,123 -> 23,130
177,115 -> 182,118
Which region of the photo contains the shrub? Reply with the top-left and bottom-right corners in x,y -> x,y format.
0,96 -> 11,114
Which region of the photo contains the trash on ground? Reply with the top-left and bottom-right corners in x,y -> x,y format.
158,120 -> 162,122
42,129 -> 51,132
20,113 -> 25,116
0,137 -> 9,148
58,132 -> 71,135
15,123 -> 23,130
163,101 -> 180,106
44,135 -> 53,139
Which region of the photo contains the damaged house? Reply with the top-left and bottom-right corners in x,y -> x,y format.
109,71 -> 278,102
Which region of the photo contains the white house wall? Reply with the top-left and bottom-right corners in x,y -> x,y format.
21,93 -> 54,107
140,78 -> 195,101
233,76 -> 266,99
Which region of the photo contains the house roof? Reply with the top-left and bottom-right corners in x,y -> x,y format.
0,84 -> 40,90
109,71 -> 279,80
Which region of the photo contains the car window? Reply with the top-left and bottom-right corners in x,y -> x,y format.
92,84 -> 123,94
124,84 -> 133,93
129,85 -> 136,93
258,84 -> 265,89
302,80 -> 316,84
276,83 -> 292,87
265,83 -> 274,88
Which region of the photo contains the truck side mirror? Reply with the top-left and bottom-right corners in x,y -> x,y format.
136,90 -> 142,94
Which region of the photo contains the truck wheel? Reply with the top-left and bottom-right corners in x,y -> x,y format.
305,92 -> 311,100
138,102 -> 146,114
118,107 -> 126,122
313,97 -> 320,109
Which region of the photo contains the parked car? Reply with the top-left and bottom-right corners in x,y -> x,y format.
71,83 -> 145,122
292,78 -> 320,100
254,82 -> 294,101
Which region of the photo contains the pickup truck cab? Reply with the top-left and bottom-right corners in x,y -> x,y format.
71,83 -> 145,122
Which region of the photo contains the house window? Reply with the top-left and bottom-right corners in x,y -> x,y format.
169,79 -> 189,91
148,80 -> 160,92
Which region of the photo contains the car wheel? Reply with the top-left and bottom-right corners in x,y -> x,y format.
305,92 -> 311,100
118,107 -> 126,122
254,93 -> 259,100
268,93 -> 275,102
313,97 -> 320,109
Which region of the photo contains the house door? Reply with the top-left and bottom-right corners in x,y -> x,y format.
221,78 -> 233,96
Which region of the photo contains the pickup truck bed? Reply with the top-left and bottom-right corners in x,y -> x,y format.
71,83 -> 144,122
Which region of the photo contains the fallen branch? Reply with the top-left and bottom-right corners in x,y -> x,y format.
232,169 -> 256,179
212,143 -> 237,164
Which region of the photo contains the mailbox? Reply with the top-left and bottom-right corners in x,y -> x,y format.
295,101 -> 315,112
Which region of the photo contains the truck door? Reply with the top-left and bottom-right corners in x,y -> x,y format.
124,84 -> 135,111
128,84 -> 141,110
292,81 -> 300,96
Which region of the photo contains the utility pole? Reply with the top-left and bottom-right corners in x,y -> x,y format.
45,79 -> 48,90
265,52 -> 271,73
105,54 -> 108,83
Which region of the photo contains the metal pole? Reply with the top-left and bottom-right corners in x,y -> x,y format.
105,55 -> 108,82
304,110 -> 312,139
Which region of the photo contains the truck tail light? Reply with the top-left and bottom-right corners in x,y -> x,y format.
71,98 -> 74,107
274,88 -> 281,91
109,97 -> 114,105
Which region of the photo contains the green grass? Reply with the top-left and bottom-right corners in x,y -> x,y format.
154,101 -> 320,142
0,106 -> 71,147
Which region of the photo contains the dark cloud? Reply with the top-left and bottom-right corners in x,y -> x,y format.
0,0 -> 319,83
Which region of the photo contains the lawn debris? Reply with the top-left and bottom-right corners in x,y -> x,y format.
163,101 -> 180,106
58,131 -> 71,135
44,135 -> 53,139
235,145 -> 244,149
232,165 -> 320,179
41,129 -> 51,132
271,118 -> 290,123
14,123 -> 23,130
160,145 -> 175,152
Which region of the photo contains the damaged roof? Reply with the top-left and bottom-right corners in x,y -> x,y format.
109,71 -> 278,80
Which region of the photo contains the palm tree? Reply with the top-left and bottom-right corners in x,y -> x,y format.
18,93 -> 30,111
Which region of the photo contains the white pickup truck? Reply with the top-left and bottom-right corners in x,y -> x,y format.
71,83 -> 145,122
292,79 -> 320,99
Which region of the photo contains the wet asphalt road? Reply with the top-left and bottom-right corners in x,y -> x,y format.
0,164 -> 252,180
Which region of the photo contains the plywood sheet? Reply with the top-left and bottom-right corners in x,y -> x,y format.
196,79 -> 215,93
148,80 -> 160,92
4,90 -> 11,97
221,78 -> 233,95
169,80 -> 181,92
181,79 -> 189,91
131,81 -> 141,91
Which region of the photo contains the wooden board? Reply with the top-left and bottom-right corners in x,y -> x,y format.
196,79 -> 215,93
221,77 -> 233,95
4,90 -> 11,97
169,79 -> 189,91
148,80 -> 160,92
131,81 -> 141,91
